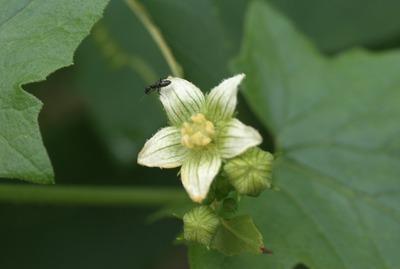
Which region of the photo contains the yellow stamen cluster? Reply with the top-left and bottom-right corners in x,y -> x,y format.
181,113 -> 215,149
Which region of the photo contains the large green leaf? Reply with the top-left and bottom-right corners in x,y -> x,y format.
189,1 -> 400,268
268,0 -> 400,51
0,0 -> 109,183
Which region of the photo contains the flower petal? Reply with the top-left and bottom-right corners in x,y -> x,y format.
181,150 -> 221,203
206,73 -> 245,121
138,127 -> 188,168
218,118 -> 262,159
160,77 -> 205,126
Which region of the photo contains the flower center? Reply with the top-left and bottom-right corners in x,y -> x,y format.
181,113 -> 215,149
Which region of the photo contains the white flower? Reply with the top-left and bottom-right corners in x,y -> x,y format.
138,74 -> 262,203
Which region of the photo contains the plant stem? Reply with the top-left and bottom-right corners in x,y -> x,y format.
0,184 -> 186,207
125,0 -> 184,77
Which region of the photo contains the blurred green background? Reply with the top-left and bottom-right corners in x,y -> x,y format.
2,0 -> 400,268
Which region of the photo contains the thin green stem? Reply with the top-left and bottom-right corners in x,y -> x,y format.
0,184 -> 186,207
125,0 -> 184,77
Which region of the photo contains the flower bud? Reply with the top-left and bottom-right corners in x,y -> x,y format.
223,147 -> 273,196
183,206 -> 220,246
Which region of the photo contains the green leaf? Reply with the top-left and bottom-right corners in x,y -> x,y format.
211,215 -> 264,256
268,0 -> 400,52
190,1 -> 400,268
0,0 -> 109,183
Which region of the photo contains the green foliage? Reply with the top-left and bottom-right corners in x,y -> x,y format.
268,0 -> 400,51
212,215 -> 264,256
0,0 -> 109,183
189,1 -> 400,268
2,0 -> 400,268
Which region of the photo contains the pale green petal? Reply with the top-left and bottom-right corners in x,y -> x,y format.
218,118 -> 262,159
160,77 -> 205,126
206,73 -> 245,121
181,151 -> 221,203
138,127 -> 188,168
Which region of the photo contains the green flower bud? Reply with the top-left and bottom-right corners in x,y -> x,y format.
183,206 -> 220,246
223,147 -> 273,196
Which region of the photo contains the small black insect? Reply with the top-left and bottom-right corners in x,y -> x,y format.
145,79 -> 171,95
